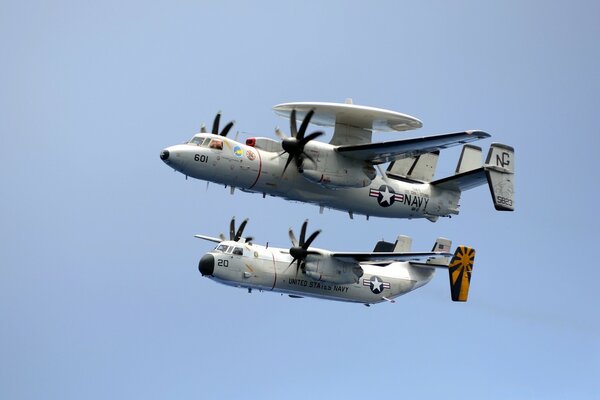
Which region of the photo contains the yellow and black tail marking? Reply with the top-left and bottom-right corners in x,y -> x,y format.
448,246 -> 475,302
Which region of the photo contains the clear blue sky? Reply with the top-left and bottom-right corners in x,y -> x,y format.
1,1 -> 599,398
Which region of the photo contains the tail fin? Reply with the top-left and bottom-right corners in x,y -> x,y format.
430,143 -> 515,211
427,237 -> 452,266
448,246 -> 475,302
485,143 -> 514,211
387,151 -> 440,182
393,235 -> 412,252
456,145 -> 482,173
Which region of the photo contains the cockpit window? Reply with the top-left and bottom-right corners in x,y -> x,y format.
208,139 -> 223,150
215,244 -> 229,253
232,247 -> 243,256
189,136 -> 203,145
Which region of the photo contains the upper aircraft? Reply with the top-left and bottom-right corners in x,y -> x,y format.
160,100 -> 514,221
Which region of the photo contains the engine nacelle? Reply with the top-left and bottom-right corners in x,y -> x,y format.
303,260 -> 363,284
301,166 -> 375,189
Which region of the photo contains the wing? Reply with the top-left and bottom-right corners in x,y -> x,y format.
336,130 -> 490,164
331,251 -> 452,263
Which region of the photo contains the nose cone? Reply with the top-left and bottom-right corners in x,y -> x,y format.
198,254 -> 215,276
160,149 -> 170,161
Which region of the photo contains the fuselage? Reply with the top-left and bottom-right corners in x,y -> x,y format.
198,240 -> 436,304
160,133 -> 461,220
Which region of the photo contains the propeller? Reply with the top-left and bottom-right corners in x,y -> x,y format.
201,112 -> 235,136
274,109 -> 324,175
287,220 -> 321,275
221,217 -> 253,243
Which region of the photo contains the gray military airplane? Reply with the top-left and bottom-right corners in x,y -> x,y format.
160,101 -> 514,221
196,218 -> 475,305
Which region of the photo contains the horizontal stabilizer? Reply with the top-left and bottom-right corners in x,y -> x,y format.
332,251 -> 452,263
430,168 -> 487,192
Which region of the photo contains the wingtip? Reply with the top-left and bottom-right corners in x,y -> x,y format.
466,130 -> 491,138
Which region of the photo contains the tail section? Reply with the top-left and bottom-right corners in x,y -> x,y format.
386,151 -> 440,182
430,143 -> 515,211
485,143 -> 514,211
456,145 -> 482,174
372,235 -> 413,252
427,237 -> 452,266
448,246 -> 475,302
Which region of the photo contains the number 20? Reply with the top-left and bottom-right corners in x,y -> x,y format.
217,259 -> 228,267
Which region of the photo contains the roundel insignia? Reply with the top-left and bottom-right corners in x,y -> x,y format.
369,184 -> 396,207
363,275 -> 391,294
233,146 -> 243,157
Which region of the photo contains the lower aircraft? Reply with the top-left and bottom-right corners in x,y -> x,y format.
195,219 -> 476,305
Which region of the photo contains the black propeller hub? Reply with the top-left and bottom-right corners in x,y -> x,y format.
289,246 -> 307,260
276,109 -> 324,175
281,138 -> 301,154
287,220 -> 322,275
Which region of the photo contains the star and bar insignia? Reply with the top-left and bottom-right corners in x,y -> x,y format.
363,275 -> 391,294
369,185 -> 404,208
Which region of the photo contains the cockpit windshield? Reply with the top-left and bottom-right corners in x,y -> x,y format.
208,139 -> 223,150
188,136 -> 203,145
188,136 -> 222,150
215,244 -> 229,253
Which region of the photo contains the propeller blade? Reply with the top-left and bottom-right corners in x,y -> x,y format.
303,229 -> 321,249
271,150 -> 286,161
299,220 -> 307,246
229,217 -> 236,240
288,228 -> 298,247
301,150 -> 316,166
220,121 -> 234,137
235,219 -> 248,241
281,154 -> 295,175
219,233 -> 226,241
299,130 -> 324,146
274,127 -> 286,140
200,123 -> 206,133
297,109 -> 314,141
290,109 -> 297,138
212,113 -> 221,135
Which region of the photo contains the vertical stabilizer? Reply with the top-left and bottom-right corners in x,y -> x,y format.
485,143 -> 514,211
427,237 -> 452,266
393,235 -> 412,252
455,145 -> 482,174
386,151 -> 439,182
448,246 -> 476,302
